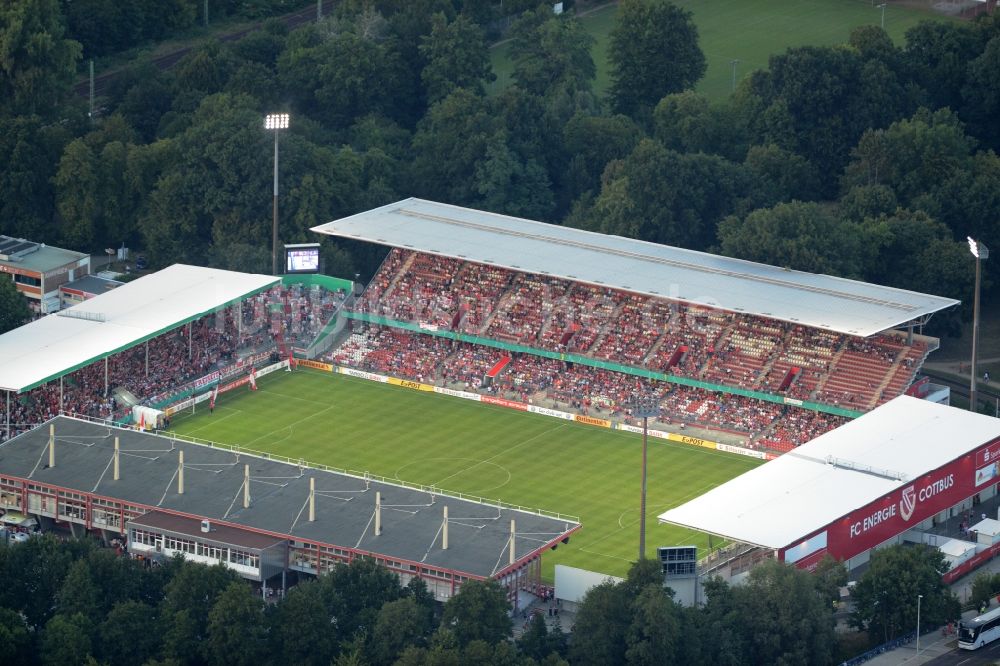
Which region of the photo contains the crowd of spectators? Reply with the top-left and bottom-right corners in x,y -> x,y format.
0,284 -> 343,442
354,250 -> 930,410
326,325 -> 848,450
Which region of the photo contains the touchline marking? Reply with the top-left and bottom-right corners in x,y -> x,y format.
430,422 -> 570,488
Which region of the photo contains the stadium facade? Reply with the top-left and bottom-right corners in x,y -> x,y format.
660,397 -> 1000,581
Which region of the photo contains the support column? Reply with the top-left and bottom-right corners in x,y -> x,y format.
375,491 -> 382,536
443,506 -> 449,550
48,424 -> 55,468
238,301 -> 243,339
59,377 -> 64,412
309,477 -> 315,522
5,390 -> 9,441
145,341 -> 149,378
178,450 -> 185,494
243,464 -> 250,508
113,437 -> 120,480
104,357 -> 109,397
188,323 -> 192,361
509,519 -> 516,566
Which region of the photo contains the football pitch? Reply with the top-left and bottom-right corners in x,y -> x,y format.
167,369 -> 761,580
491,0 -> 955,100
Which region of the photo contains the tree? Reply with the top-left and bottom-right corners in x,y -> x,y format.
411,88 -> 496,203
839,185 -> 898,223
206,582 -> 267,666
851,544 -> 960,644
961,36 -> 1000,151
55,559 -> 100,618
159,560 -> 240,663
702,560 -> 837,666
40,613 -> 93,666
322,557 -> 407,644
653,91 -> 748,161
580,139 -> 749,251
0,115 -> 72,242
0,607 -> 31,665
0,0 -> 82,117
561,113 -> 642,212
0,278 -> 31,334
862,210 -> 975,334
440,579 -> 511,648
99,601 -> 160,666
904,20 -> 980,112
625,585 -> 684,665
270,579 -> 339,666
743,143 -> 821,208
509,8 -> 595,100
841,108 -> 975,210
608,0 -> 706,117
419,13 -> 493,103
472,131 -> 554,220
718,201 -> 876,279
568,580 -> 631,665
370,596 -> 435,665
740,46 -> 873,194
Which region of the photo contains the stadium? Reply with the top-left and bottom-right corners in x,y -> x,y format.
0,198 -> 989,604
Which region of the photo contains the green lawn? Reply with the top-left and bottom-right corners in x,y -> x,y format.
491,0 -> 955,101
168,369 -> 760,580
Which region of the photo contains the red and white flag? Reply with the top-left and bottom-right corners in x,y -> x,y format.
288,351 -> 297,370
209,384 -> 219,410
249,367 -> 258,391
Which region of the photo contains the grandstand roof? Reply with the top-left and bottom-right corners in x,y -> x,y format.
657,396 -> 1000,550
0,264 -> 278,393
311,199 -> 959,337
0,416 -> 580,579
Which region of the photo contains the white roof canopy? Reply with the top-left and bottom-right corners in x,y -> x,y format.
312,199 -> 959,337
658,397 -> 1000,550
0,264 -> 278,393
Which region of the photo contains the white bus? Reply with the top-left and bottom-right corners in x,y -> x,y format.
959,606 -> 1000,649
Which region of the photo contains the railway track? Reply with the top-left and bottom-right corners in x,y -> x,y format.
73,0 -> 336,100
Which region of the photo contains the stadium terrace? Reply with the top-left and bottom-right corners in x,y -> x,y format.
0,416 -> 578,604
311,199 -> 958,452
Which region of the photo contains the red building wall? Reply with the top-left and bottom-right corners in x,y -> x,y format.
785,437 -> 1000,568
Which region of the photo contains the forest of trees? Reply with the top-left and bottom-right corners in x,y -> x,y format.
0,536 -> 962,666
2,0 -> 999,337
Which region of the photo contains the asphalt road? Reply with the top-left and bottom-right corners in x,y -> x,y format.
73,0 -> 336,100
925,639 -> 1000,665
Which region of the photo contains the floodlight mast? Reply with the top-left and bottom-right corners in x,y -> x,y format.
265,113 -> 290,276
631,393 -> 660,560
968,237 -> 989,413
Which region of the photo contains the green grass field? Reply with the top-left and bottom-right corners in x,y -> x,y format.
490,0 -> 955,100
167,369 -> 761,580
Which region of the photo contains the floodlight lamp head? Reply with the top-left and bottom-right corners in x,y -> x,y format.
265,113 -> 290,130
969,236 -> 979,258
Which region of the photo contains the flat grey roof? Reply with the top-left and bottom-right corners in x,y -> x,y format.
130,510 -> 285,551
0,417 -> 579,579
0,235 -> 88,272
312,199 -> 959,337
62,275 -> 123,295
